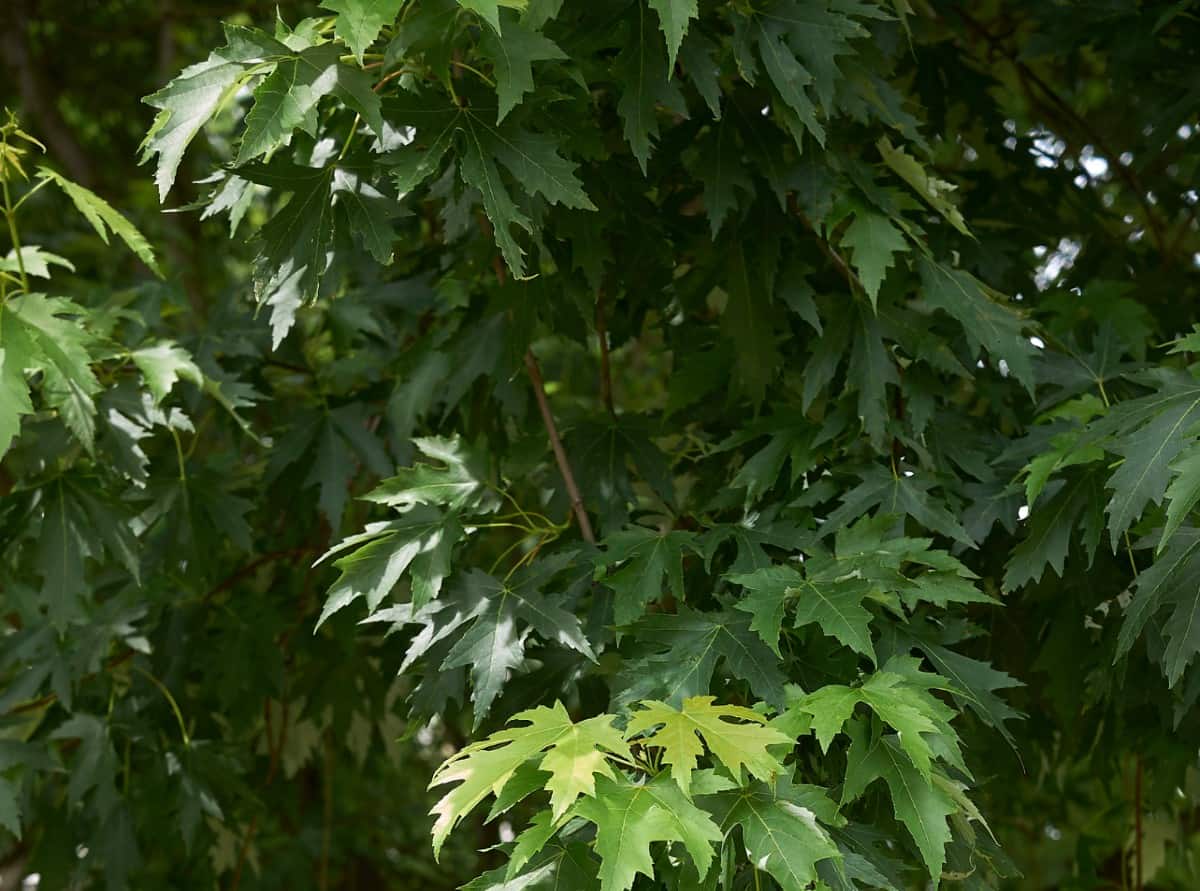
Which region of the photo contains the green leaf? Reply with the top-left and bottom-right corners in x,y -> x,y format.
365,435 -> 499,514
1160,443 -> 1200,548
707,775 -> 842,891
615,609 -> 787,710
321,0 -> 404,62
599,527 -> 698,625
6,295 -> 101,450
466,843 -> 600,890
842,721 -> 955,884
1104,386 -> 1200,549
876,137 -> 970,236
38,169 -> 162,275
725,237 -> 782,403
571,772 -> 723,891
439,566 -> 597,723
318,506 -> 463,623
788,668 -> 952,780
1117,526 -> 1200,686
236,45 -> 367,164
728,565 -> 802,656
0,330 -> 37,459
755,19 -> 824,149
840,210 -> 907,306
626,696 -> 790,796
0,777 -> 19,839
648,0 -> 698,68
918,258 -> 1037,395
480,14 -> 566,122
825,465 -> 975,548
238,161 -> 336,345
615,9 -> 685,172
456,0 -> 522,34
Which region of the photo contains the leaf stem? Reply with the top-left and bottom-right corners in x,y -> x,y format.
449,59 -> 496,87
133,665 -> 190,747
0,138 -> 29,296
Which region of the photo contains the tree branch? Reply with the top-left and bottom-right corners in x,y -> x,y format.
524,350 -> 596,544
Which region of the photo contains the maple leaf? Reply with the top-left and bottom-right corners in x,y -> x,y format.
615,8 -> 686,172
129,342 -> 203,405
599,527 -> 699,625
626,696 -> 791,796
365,435 -> 499,514
4,295 -> 100,452
1117,526 -> 1200,686
321,0 -> 404,62
439,566 -> 598,723
570,772 -> 723,891
648,0 -> 698,68
428,701 -> 629,856
706,774 -> 843,891
612,608 -> 787,710
694,119 -> 753,237
235,44 -> 381,164
841,720 -> 956,884
786,665 -> 957,781
824,464 -> 976,548
727,565 -> 801,657
918,258 -> 1037,395
480,13 -> 565,122
317,506 -> 463,623
902,624 -> 1024,748
876,137 -> 970,236
839,210 -> 907,306
38,170 -> 162,275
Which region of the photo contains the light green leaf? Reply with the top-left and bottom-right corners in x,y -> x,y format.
627,696 -> 790,796
321,0 -> 404,62
130,342 -> 203,405
429,701 -> 626,856
38,169 -> 162,276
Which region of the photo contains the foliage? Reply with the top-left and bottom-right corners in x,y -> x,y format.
3,1 -> 1200,889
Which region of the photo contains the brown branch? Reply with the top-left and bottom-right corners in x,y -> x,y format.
954,6 -> 1169,255
524,350 -> 596,544
595,288 -> 616,416
204,547 -> 316,604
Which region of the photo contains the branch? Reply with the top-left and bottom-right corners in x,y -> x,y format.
524,350 -> 596,544
954,6 -> 1169,255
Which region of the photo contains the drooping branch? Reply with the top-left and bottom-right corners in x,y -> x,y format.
524,349 -> 596,544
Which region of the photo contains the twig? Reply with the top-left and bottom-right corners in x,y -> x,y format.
595,288 -> 616,416
204,547 -> 315,604
524,350 -> 596,544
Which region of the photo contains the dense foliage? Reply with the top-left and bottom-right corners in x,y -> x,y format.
2,0 -> 1200,888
